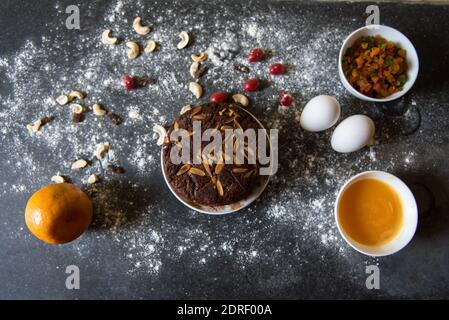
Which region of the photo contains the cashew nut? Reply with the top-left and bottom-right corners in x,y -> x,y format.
191,52 -> 208,62
101,29 -> 118,45
133,17 -> 151,35
56,95 -> 69,105
177,31 -> 190,49
87,174 -> 99,184
51,175 -> 65,183
126,41 -> 140,59
180,105 -> 192,115
189,82 -> 203,99
92,103 -> 107,116
232,94 -> 249,107
144,40 -> 158,53
95,143 -> 110,160
71,104 -> 84,114
190,62 -> 201,78
71,159 -> 88,170
153,124 -> 167,146
26,118 -> 43,134
68,90 -> 85,101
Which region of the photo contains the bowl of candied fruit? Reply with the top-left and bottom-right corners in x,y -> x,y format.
339,25 -> 419,102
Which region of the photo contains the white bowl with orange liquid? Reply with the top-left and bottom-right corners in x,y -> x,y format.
335,171 -> 418,256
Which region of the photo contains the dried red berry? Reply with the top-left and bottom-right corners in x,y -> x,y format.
120,75 -> 136,90
279,91 -> 293,107
244,79 -> 260,92
210,91 -> 230,103
269,63 -> 286,75
248,48 -> 264,62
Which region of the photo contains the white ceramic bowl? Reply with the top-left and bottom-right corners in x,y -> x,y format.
161,106 -> 271,215
335,171 -> 418,256
338,25 -> 419,102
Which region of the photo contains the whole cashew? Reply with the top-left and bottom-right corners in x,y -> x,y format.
177,31 -> 190,49
144,40 -> 158,53
133,17 -> 151,35
101,29 -> 118,45
126,41 -> 140,59
189,82 -> 203,99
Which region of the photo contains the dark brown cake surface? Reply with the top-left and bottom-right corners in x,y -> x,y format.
163,102 -> 263,206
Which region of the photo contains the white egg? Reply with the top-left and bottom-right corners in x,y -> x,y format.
300,95 -> 341,132
331,115 -> 375,153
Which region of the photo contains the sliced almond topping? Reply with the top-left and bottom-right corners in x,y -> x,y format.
216,180 -> 224,197
232,167 -> 248,173
180,105 -> 192,115
71,159 -> 88,170
190,106 -> 202,117
214,163 -> 224,174
219,108 -> 228,116
189,167 -> 206,176
51,175 -> 65,183
174,121 -> 180,130
87,174 -> 99,185
176,163 -> 191,176
225,116 -> 237,124
192,114 -> 206,120
243,170 -> 253,178
56,95 -> 69,105
234,119 -> 242,129
95,143 -> 110,160
191,52 -> 208,62
202,159 -> 212,177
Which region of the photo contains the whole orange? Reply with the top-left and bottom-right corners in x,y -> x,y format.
25,183 -> 93,244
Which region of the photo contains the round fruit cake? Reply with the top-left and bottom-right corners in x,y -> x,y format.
163,102 -> 265,206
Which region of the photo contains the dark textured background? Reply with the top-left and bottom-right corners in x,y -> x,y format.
0,0 -> 449,299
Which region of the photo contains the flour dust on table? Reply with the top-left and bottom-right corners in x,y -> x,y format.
0,0 -> 418,287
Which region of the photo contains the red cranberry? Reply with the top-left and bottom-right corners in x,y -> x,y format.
120,75 -> 136,90
210,91 -> 229,103
248,48 -> 264,62
244,79 -> 260,92
269,63 -> 286,75
279,91 -> 293,107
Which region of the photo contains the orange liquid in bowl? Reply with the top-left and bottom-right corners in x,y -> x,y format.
338,178 -> 404,246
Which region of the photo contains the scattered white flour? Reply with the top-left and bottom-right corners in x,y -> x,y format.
0,0 -> 425,283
